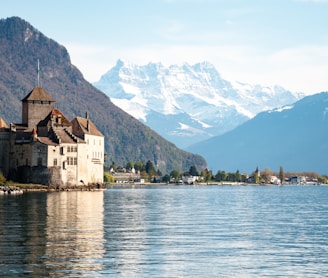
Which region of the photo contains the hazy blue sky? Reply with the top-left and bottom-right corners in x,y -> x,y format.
1,0 -> 328,94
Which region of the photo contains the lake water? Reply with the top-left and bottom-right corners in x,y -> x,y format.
1,185 -> 328,277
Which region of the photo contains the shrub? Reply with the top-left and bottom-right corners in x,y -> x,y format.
0,171 -> 6,185
104,172 -> 114,183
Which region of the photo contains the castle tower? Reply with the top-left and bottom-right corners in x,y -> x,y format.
21,87 -> 55,129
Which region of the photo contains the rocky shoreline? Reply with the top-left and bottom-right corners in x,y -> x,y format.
0,185 -> 24,194
0,183 -> 107,193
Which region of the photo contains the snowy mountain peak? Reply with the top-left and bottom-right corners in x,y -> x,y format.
94,61 -> 302,148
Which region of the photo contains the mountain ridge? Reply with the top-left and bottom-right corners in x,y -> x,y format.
94,59 -> 303,148
188,92 -> 328,175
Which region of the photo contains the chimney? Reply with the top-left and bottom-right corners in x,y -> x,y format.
86,111 -> 90,132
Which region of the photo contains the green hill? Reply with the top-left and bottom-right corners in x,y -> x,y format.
0,16 -> 206,174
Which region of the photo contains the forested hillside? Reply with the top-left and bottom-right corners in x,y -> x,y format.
0,17 -> 206,173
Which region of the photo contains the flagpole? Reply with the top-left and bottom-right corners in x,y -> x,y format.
37,59 -> 40,87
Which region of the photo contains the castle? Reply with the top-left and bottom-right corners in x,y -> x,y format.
0,86 -> 104,187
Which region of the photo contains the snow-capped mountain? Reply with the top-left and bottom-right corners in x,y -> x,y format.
94,60 -> 302,148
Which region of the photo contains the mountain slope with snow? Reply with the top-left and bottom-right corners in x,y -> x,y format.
94,60 -> 302,148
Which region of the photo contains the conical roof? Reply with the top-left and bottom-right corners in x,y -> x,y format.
22,86 -> 55,102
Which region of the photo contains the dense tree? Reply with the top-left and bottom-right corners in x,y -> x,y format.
170,170 -> 180,180
125,161 -> 134,170
145,160 -> 156,180
253,174 -> 260,184
134,161 -> 145,172
318,176 -> 328,184
201,168 -> 213,182
279,166 -> 285,184
162,174 -> 170,183
235,170 -> 241,182
189,165 -> 199,176
140,171 -> 148,180
215,170 -> 227,182
227,172 -> 232,181
262,168 -> 273,182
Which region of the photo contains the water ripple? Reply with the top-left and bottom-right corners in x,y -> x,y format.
1,186 -> 328,277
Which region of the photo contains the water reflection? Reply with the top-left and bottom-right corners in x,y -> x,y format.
45,191 -> 105,276
0,193 -> 48,276
0,191 -> 105,277
103,188 -> 148,276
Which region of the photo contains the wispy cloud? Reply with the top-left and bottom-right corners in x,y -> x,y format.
66,41 -> 328,95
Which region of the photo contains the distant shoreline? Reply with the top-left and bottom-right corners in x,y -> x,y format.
2,181 -> 324,194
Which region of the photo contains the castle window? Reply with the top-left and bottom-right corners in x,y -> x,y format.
38,158 -> 42,166
63,161 -> 66,169
54,158 -> 57,166
60,147 -> 64,155
67,157 -> 75,165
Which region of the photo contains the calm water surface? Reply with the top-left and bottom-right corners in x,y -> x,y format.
0,185 -> 328,277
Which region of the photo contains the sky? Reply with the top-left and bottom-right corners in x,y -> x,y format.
1,0 -> 328,95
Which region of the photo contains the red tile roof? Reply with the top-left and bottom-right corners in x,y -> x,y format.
38,109 -> 72,127
37,137 -> 58,146
72,116 -> 103,137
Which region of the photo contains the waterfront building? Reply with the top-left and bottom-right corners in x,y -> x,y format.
0,86 -> 104,186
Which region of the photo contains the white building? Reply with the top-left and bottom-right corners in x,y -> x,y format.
0,86 -> 104,187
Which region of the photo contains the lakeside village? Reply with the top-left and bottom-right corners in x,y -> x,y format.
105,164 -> 327,186
0,86 -> 327,194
